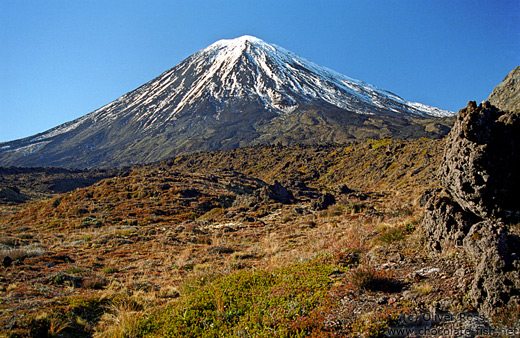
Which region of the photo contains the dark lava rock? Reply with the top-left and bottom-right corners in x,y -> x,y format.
439,101 -> 520,220
338,184 -> 354,194
158,183 -> 171,191
254,181 -> 295,204
0,186 -> 29,204
2,256 -> 13,268
421,101 -> 520,320
232,181 -> 295,207
463,220 -> 520,317
283,179 -> 318,198
311,193 -> 336,211
180,188 -> 202,198
241,216 -> 256,223
422,192 -> 479,252
207,246 -> 235,255
284,179 -> 308,190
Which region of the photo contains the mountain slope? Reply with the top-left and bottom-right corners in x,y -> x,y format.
487,66 -> 520,112
0,35 -> 454,169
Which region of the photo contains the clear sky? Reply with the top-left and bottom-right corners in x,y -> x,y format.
1,0 -> 519,142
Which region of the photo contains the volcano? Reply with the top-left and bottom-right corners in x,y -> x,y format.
0,35 -> 454,168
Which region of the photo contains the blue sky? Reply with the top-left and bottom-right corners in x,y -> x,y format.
1,0 -> 519,142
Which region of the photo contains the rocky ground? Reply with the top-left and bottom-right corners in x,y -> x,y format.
0,167 -> 124,204
0,119 -> 518,337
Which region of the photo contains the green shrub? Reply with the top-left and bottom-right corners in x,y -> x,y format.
28,296 -> 109,338
136,258 -> 338,337
66,266 -> 84,274
102,267 -> 119,275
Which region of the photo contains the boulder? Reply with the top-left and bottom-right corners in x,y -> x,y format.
421,101 -> 520,320
337,184 -> 354,194
311,193 -> 336,211
255,181 -> 295,204
232,181 -> 295,208
2,256 -> 13,268
439,101 -> 520,220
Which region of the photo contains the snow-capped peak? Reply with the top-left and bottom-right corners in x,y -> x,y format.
0,35 -> 455,169
170,35 -> 454,118
210,35 -> 267,48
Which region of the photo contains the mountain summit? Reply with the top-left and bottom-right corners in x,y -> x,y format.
165,35 -> 451,118
0,35 -> 454,168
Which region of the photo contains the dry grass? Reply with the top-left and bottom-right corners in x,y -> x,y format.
412,282 -> 434,295
175,246 -> 196,270
0,245 -> 45,260
35,312 -> 70,336
348,264 -> 402,293
94,298 -> 145,338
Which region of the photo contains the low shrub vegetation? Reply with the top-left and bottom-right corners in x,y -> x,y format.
136,257 -> 339,337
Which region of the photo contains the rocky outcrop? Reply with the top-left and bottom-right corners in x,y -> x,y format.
255,181 -> 295,204
463,221 -> 520,317
0,186 -> 29,204
488,66 -> 520,112
439,101 -> 520,219
311,193 -> 336,211
422,192 -> 477,252
422,101 -> 520,320
233,181 -> 295,208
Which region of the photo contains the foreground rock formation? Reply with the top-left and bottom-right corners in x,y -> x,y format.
488,66 -> 520,113
422,101 -> 520,320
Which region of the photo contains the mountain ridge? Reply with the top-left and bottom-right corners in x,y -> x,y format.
0,35 -> 454,169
